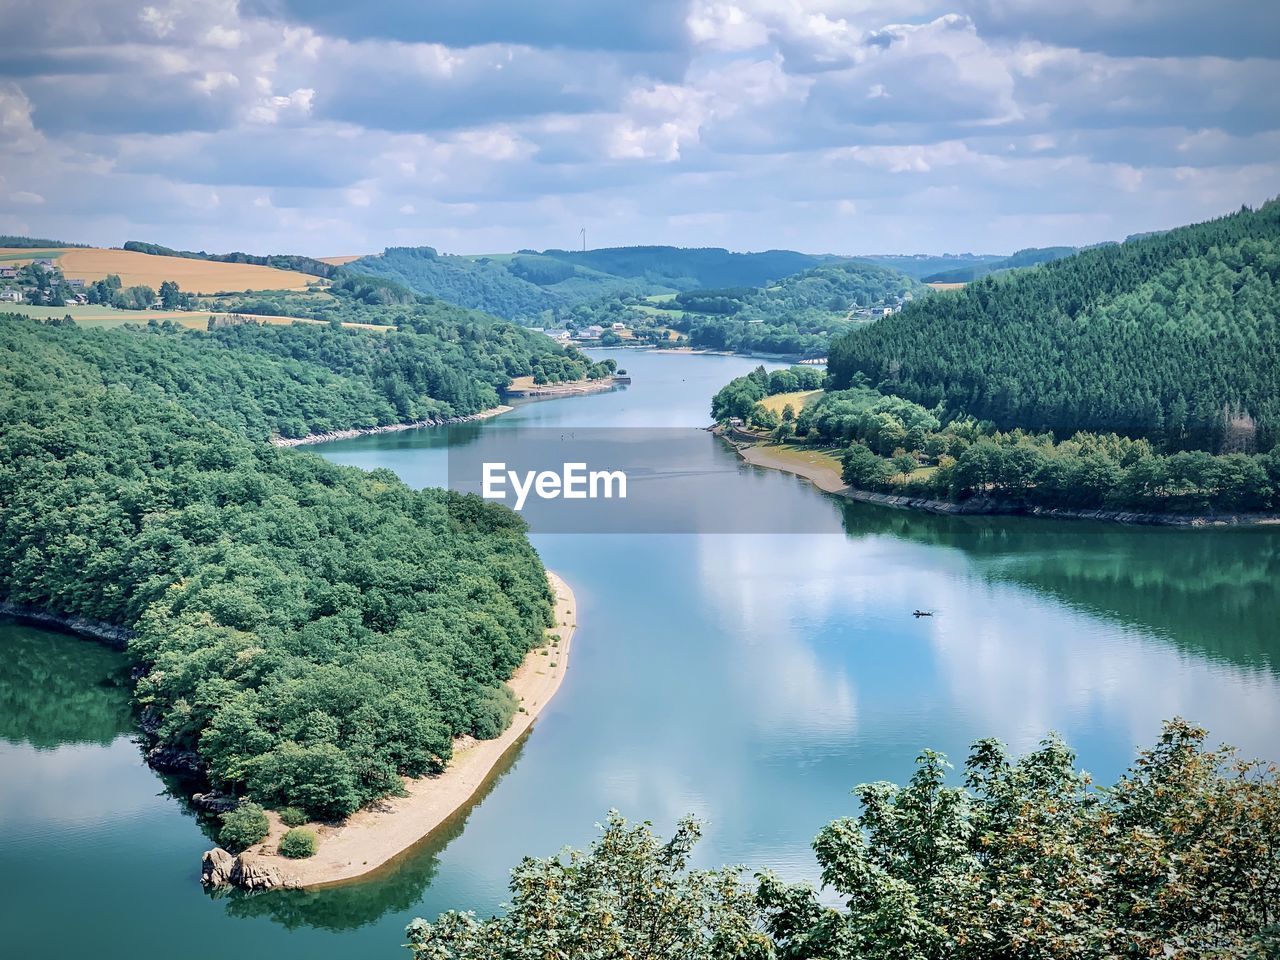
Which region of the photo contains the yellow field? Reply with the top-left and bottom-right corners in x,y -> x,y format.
0,247 -> 317,293
759,389 -> 822,416
926,281 -> 966,290
317,255 -> 364,266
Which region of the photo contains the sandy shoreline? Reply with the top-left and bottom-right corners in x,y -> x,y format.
245,570 -> 577,888
505,375 -> 629,398
729,436 -> 1280,527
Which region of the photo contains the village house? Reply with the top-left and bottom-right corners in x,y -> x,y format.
0,289 -> 23,302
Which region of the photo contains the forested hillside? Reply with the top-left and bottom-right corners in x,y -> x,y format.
349,245 -> 843,323
3,314 -> 597,440
828,202 -> 1280,452
0,314 -> 564,819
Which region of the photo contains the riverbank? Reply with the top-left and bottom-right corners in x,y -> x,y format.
205,570 -> 578,890
504,374 -> 630,398
270,405 -> 513,447
0,601 -> 133,648
725,435 -> 1280,527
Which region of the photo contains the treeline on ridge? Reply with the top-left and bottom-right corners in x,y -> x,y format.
123,240 -> 341,279
0,313 -> 566,819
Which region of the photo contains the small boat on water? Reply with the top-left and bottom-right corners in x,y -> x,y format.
912,610 -> 934,618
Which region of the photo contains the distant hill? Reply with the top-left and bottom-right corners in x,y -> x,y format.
828,201 -> 1280,452
348,245 -> 844,322
922,246 -> 1079,283
857,253 -> 1006,280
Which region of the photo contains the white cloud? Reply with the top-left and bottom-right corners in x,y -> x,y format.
0,0 -> 1272,253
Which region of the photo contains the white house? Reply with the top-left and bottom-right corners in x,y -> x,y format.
0,289 -> 23,302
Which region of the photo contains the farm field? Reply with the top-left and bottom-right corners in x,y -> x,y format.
925,281 -> 967,290
317,255 -> 363,265
0,247 -> 318,293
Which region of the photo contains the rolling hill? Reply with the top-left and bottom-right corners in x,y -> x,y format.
827,200 -> 1280,452
348,245 -> 848,322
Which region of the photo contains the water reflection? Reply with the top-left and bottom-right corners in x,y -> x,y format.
0,620 -> 133,749
834,503 -> 1280,675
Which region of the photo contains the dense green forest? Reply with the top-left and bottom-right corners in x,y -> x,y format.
122,240 -> 341,279
828,202 -> 1280,452
349,245 -> 850,324
0,313 -> 567,819
713,367 -> 1280,514
2,312 -> 591,440
407,720 -> 1280,959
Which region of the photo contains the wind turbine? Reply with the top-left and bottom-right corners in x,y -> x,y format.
580,227 -> 587,252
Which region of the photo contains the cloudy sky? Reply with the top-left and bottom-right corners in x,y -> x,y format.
1,0 -> 1277,256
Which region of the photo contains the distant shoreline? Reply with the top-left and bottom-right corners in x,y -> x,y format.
723,434 -> 1280,528
205,570 -> 578,890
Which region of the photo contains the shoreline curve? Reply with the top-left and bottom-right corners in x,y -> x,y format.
242,570 -> 577,889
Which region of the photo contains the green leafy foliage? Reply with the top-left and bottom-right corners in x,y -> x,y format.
406,812 -> 773,960
759,719 -> 1280,960
277,806 -> 308,827
219,802 -> 270,852
0,314 -> 555,819
278,828 -> 318,859
828,201 -> 1280,451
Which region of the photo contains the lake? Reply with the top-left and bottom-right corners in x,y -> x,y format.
2,347 -> 1277,958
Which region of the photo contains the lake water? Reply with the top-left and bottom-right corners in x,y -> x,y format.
3,348 -> 1278,958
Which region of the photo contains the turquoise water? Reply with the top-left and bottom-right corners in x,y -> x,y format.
2,348 -> 1277,957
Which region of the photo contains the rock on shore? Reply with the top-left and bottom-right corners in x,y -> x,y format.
202,848 -> 301,891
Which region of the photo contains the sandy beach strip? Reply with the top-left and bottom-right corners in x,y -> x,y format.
262,570 -> 577,887
736,441 -> 848,493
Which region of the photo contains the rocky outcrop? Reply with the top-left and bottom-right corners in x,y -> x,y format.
0,601 -> 133,649
270,406 -> 511,447
146,745 -> 204,777
191,791 -> 238,814
202,848 -> 236,887
202,848 -> 301,891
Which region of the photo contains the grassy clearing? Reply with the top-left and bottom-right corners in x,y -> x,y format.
926,281 -> 966,290
759,389 -> 822,416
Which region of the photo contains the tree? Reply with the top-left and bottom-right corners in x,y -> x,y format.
219,801 -> 270,852
759,719 -> 1280,960
891,452 -> 917,483
406,813 -> 772,960
842,443 -> 890,490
